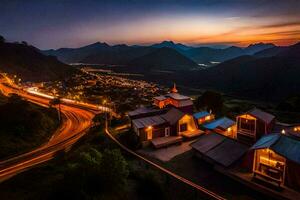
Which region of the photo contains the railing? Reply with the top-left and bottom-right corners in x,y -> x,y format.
237,129 -> 255,137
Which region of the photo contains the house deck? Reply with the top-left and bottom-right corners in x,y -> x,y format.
181,129 -> 204,139
216,166 -> 300,200
151,136 -> 183,148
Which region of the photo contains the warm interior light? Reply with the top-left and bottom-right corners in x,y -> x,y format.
293,126 -> 300,132
205,115 -> 211,120
281,129 -> 285,134
227,127 -> 232,132
147,126 -> 153,130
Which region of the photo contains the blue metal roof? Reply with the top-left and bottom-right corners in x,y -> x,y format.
203,117 -> 235,130
251,134 -> 300,164
193,111 -> 210,119
250,134 -> 280,149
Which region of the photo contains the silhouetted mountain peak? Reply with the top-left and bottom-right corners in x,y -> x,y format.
0,42 -> 77,81
112,44 -> 129,48
277,41 -> 300,57
292,41 -> 300,47
161,40 -> 175,45
81,42 -> 110,49
226,46 -> 242,50
246,42 -> 275,48
151,41 -> 192,51
245,43 -> 275,54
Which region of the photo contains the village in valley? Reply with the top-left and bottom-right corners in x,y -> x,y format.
5,66 -> 300,199
1,1 -> 300,199
114,83 -> 300,199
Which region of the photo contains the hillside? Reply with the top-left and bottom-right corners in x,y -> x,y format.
151,40 -> 192,51
80,45 -> 156,65
0,42 -> 77,81
128,47 -> 199,70
0,94 -> 59,159
46,43 -> 198,70
43,42 -> 110,63
43,41 -> 275,67
183,46 -> 244,64
183,43 -> 275,64
254,46 -> 288,58
194,42 -> 300,101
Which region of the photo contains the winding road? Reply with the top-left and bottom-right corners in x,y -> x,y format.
0,76 -> 96,181
0,74 -> 226,200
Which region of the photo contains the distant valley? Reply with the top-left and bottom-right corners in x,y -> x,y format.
1,36 -> 299,103
61,41 -> 300,103
43,40 -> 276,69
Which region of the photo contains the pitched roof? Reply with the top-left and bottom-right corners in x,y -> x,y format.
153,95 -> 167,101
203,117 -> 235,130
193,111 -> 210,119
128,107 -> 159,117
191,133 -> 248,167
191,133 -> 225,153
251,134 -> 300,164
132,115 -> 167,129
166,93 -> 190,100
132,108 -> 187,128
246,108 -> 275,124
161,108 -> 185,125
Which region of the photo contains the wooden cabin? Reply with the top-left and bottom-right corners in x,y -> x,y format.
132,108 -> 202,147
132,115 -> 170,141
236,108 -> 275,145
193,111 -> 215,125
250,134 -> 300,190
203,117 -> 237,139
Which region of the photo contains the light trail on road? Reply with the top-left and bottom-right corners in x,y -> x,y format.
0,74 -> 226,200
0,76 -> 96,181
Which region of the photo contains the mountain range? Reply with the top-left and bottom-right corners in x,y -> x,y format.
0,41 -> 77,81
188,42 -> 300,101
1,36 -> 299,102
43,41 -> 276,69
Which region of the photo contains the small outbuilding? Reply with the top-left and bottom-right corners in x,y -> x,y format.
236,108 -> 275,144
193,111 -> 215,125
191,133 -> 248,167
203,117 -> 237,139
250,134 -> 300,190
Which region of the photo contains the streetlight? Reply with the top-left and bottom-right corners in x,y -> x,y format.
103,99 -> 108,130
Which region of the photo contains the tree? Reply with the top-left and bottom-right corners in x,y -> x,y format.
118,129 -> 141,150
49,97 -> 62,121
99,149 -> 129,190
63,148 -> 128,196
195,90 -> 223,115
0,35 -> 5,43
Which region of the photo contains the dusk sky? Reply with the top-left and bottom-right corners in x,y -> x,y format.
1,0 -> 300,49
